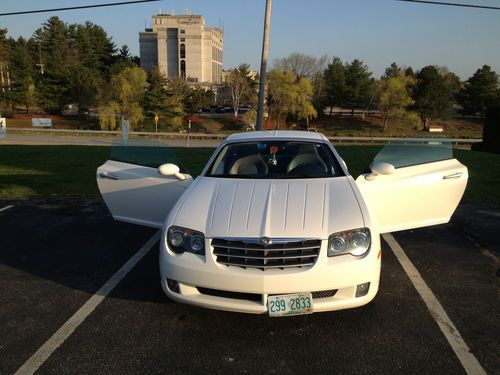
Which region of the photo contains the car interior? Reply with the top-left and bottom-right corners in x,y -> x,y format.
208,141 -> 340,178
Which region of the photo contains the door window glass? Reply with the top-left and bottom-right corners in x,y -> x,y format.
110,140 -> 188,172
373,138 -> 453,168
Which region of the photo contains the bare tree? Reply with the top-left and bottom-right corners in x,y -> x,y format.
273,52 -> 327,80
227,64 -> 253,117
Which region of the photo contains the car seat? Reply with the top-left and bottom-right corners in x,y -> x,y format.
229,155 -> 268,176
287,144 -> 327,176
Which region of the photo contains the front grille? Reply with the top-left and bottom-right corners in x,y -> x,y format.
212,238 -> 321,270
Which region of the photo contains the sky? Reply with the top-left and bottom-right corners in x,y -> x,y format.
1,0 -> 499,79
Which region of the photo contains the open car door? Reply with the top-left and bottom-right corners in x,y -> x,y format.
97,140 -> 193,228
355,139 -> 468,234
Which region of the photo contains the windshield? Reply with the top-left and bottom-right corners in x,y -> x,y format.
206,141 -> 344,179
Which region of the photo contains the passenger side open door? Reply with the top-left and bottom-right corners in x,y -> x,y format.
97,140 -> 192,228
355,139 -> 468,234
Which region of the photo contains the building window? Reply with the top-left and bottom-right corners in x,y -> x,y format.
180,38 -> 185,42
180,43 -> 186,59
180,29 -> 185,34
180,60 -> 186,79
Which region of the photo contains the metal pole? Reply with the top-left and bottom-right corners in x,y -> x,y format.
256,0 -> 272,131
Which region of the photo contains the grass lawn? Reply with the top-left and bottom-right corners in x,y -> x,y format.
0,145 -> 498,204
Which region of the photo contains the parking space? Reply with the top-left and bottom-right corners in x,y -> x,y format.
0,200 -> 497,374
391,225 -> 499,373
0,201 -> 155,374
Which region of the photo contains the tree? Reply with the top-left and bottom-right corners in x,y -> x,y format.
144,67 -> 169,113
266,70 -> 317,129
184,86 -> 214,116
32,17 -> 73,113
70,21 -> 116,76
404,66 -> 415,78
9,37 -> 37,113
30,18 -> 118,112
98,101 -> 120,130
32,17 -> 73,72
439,66 -> 461,95
36,71 -> 69,113
266,71 -> 297,128
0,29 -> 9,63
273,52 -> 325,80
378,75 -> 416,130
99,66 -> 147,130
457,65 -> 499,119
323,57 -> 348,115
294,77 -> 317,125
119,45 -> 131,61
344,59 -> 375,111
0,28 -> 12,115
226,64 -> 254,117
67,65 -> 102,108
383,62 -> 402,80
275,53 -> 327,115
166,77 -> 191,104
412,65 -> 453,131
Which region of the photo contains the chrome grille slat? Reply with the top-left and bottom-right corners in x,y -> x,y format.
212,238 -> 321,271
213,244 -> 320,252
217,260 -> 316,269
213,252 -> 317,260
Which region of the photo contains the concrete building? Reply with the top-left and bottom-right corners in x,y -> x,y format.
139,11 -> 223,84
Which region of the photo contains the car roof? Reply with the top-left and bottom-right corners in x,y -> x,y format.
225,130 -> 328,143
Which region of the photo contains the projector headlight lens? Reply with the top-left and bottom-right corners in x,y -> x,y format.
328,228 -> 371,257
167,226 -> 205,255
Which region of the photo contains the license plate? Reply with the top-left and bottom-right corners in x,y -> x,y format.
268,293 -> 314,317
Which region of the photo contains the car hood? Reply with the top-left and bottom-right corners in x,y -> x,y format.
171,177 -> 365,239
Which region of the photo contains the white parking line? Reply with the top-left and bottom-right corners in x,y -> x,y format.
14,230 -> 161,375
382,233 -> 486,375
0,204 -> 14,212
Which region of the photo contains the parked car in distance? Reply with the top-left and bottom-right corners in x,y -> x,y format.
97,131 -> 468,316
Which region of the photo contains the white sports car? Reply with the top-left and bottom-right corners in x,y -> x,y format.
97,131 -> 467,316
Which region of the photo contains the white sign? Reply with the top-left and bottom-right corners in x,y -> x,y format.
32,118 -> 52,127
122,117 -> 129,142
0,118 -> 5,138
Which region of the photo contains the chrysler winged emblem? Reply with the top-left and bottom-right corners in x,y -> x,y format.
260,237 -> 271,246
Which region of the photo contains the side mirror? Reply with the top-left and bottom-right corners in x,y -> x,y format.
158,163 -> 186,181
365,162 -> 395,181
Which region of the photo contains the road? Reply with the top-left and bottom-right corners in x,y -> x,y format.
0,133 -> 221,148
0,200 -> 497,374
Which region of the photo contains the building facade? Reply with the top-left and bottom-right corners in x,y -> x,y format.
139,11 -> 223,84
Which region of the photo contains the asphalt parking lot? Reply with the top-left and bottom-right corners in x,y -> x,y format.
0,200 -> 498,374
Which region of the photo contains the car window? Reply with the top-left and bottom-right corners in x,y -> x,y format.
110,139 -> 188,173
206,141 -> 344,179
373,138 -> 453,169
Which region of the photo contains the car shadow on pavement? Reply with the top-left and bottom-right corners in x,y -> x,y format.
0,198 -> 167,303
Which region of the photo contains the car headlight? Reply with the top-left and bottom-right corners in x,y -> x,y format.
328,228 -> 371,257
167,226 -> 205,255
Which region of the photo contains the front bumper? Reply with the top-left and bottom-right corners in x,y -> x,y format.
159,236 -> 381,314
